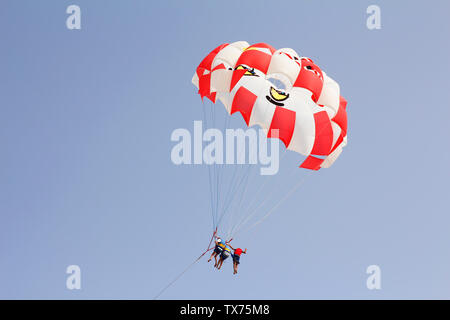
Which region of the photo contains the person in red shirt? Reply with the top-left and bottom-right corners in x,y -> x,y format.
228,244 -> 247,275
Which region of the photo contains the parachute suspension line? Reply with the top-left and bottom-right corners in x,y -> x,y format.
153,229 -> 217,300
228,149 -> 289,237
233,170 -> 312,239
203,98 -> 233,233
239,149 -> 289,218
213,108 -> 253,235
215,161 -> 240,226
221,164 -> 252,218
245,171 -> 311,233
224,164 -> 254,240
230,165 -> 297,238
210,102 -> 218,229
230,154 -> 303,239
202,101 -> 217,230
216,163 -> 252,230
225,150 -> 273,240
214,112 -> 231,230
217,121 -> 267,235
207,100 -> 221,231
212,101 -> 229,232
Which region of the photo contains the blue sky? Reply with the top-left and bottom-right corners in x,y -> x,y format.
1,0 -> 449,299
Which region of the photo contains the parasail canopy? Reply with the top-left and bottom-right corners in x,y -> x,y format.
192,41 -> 348,170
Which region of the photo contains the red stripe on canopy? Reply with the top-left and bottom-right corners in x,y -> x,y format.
247,42 -> 276,54
196,43 -> 229,77
332,96 -> 348,135
300,155 -> 324,170
235,50 -> 272,74
268,106 -> 296,148
231,87 -> 258,125
311,111 -> 333,156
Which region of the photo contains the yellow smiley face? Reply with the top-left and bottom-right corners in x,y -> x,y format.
269,86 -> 289,101
235,64 -> 258,76
266,86 -> 289,107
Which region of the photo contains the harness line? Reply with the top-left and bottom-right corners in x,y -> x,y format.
153,229 -> 217,300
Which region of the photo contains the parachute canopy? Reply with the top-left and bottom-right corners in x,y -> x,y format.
192,41 -> 348,170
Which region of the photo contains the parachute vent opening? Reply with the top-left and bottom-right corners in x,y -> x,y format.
267,77 -> 287,91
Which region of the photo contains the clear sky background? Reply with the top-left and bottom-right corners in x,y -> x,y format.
1,0 -> 449,299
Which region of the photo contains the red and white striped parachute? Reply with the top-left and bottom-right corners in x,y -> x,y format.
192,41 -> 348,170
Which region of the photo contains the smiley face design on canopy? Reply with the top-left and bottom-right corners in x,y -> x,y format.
192,41 -> 348,170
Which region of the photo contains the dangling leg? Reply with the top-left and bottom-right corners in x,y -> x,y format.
214,255 -> 220,268
215,257 -> 222,268
218,258 -> 224,270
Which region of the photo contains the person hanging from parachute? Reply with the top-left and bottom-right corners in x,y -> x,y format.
207,235 -> 226,267
228,244 -> 247,275
216,243 -> 232,270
